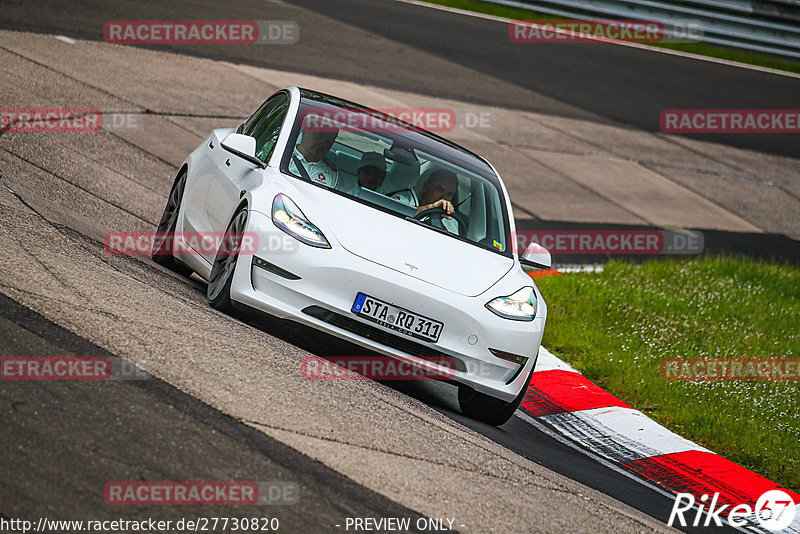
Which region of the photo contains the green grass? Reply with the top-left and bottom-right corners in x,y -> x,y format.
424,0 -> 800,74
535,257 -> 800,492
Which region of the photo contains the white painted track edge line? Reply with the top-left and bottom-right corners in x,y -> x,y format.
391,0 -> 800,80
535,346 -> 582,373
514,410 -> 754,533
541,405 -> 710,460
514,410 -> 663,492
513,410 -> 675,497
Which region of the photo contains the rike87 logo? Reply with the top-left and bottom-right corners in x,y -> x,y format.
669,489 -> 797,530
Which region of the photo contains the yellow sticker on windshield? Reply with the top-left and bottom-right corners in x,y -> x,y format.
493,240 -> 503,251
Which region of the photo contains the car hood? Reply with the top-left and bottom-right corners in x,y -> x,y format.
303,185 -> 514,297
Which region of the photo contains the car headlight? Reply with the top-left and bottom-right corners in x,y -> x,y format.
271,193 -> 330,248
485,286 -> 537,321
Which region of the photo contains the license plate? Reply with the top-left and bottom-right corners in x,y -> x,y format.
351,293 -> 444,343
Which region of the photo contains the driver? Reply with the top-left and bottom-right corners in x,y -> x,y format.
410,169 -> 460,233
417,169 -> 457,216
289,122 -> 339,188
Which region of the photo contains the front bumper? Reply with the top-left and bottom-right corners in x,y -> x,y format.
230,210 -> 546,401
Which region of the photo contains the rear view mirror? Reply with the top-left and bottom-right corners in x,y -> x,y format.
384,146 -> 417,166
221,133 -> 265,169
520,242 -> 552,270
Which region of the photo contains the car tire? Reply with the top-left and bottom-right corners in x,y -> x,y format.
458,365 -> 534,426
152,169 -> 193,277
207,206 -> 248,315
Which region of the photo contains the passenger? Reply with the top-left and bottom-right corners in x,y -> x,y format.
289,125 -> 339,188
338,152 -> 388,196
355,151 -> 387,192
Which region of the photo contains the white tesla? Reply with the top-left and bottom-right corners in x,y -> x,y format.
153,87 -> 551,425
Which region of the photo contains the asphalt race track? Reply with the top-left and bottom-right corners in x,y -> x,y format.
0,292 -> 431,532
1,0 -> 799,158
1,0 -> 798,533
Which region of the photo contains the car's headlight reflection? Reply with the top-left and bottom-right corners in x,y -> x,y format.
271,193 -> 331,248
485,286 -> 537,321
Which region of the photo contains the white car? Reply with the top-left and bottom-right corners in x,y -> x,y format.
153,87 -> 551,425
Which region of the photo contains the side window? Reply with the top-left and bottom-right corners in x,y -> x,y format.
239,93 -> 289,163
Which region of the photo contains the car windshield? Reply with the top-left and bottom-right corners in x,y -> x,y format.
281,90 -> 511,257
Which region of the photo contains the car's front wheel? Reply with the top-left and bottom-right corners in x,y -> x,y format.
458,366 -> 534,426
207,206 -> 248,314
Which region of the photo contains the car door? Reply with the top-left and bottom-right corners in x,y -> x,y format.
196,92 -> 289,263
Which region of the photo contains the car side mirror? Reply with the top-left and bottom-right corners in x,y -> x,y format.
220,133 -> 265,169
520,242 -> 552,270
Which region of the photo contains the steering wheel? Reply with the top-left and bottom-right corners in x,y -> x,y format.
414,206 -> 468,236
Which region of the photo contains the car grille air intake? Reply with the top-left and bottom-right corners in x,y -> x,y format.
302,305 -> 466,372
